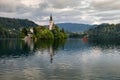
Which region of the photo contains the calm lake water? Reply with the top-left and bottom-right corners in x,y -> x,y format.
0,39 -> 120,80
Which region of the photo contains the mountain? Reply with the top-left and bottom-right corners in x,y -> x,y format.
0,17 -> 38,29
57,23 -> 96,33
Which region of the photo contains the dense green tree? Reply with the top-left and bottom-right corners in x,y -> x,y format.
87,23 -> 120,44
20,28 -> 27,38
51,25 -> 67,39
22,28 -> 27,36
20,25 -> 67,40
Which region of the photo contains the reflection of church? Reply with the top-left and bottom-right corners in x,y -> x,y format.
49,45 -> 54,63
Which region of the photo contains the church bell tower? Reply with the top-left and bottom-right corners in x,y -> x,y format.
49,14 -> 54,30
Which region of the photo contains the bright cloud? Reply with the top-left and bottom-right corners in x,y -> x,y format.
0,0 -> 120,25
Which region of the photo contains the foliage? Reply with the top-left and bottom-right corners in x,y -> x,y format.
87,23 -> 120,44
0,17 -> 38,38
27,39 -> 66,51
0,17 -> 67,39
69,32 -> 86,38
20,25 -> 67,40
0,26 -> 18,38
52,25 -> 67,39
20,28 -> 28,38
36,27 -> 54,39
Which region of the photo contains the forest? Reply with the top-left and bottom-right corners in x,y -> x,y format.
0,17 -> 37,29
87,23 -> 120,44
0,17 -> 38,38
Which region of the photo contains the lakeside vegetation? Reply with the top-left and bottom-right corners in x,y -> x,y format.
0,16 -> 120,45
86,23 -> 120,44
0,17 -> 38,38
66,23 -> 120,45
20,25 -> 67,40
0,26 -> 19,38
0,17 -> 67,40
68,32 -> 86,38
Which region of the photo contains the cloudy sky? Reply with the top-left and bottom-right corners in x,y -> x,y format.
0,0 -> 120,25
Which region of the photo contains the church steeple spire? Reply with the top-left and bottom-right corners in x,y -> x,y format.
50,14 -> 53,21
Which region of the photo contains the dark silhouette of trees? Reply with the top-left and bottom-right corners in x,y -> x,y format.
87,23 -> 120,44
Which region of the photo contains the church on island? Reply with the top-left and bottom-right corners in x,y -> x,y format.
24,14 -> 55,40
22,14 -> 66,41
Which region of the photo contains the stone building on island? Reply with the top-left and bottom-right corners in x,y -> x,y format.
49,14 -> 54,30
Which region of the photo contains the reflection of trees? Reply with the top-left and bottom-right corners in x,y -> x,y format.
33,39 -> 66,63
0,39 -> 31,57
0,39 -> 66,61
89,41 -> 120,49
33,39 -> 66,51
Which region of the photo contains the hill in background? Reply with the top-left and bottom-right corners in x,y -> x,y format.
0,17 -> 38,29
57,23 -> 96,33
0,17 -> 38,38
87,23 -> 120,44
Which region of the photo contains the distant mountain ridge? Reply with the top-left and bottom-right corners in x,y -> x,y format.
57,23 -> 96,33
0,17 -> 38,29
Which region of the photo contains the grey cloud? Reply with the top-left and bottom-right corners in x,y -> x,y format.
100,17 -> 120,21
48,0 -> 81,9
0,0 -> 120,25
90,0 -> 120,11
93,10 -> 120,17
0,0 -> 31,13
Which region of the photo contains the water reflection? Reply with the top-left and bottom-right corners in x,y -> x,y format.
30,39 -> 66,63
0,39 -> 66,63
0,39 -> 120,60
0,39 -> 120,80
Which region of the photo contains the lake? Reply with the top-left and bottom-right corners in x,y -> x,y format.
0,39 -> 120,80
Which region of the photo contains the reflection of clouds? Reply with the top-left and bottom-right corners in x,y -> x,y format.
23,68 -> 45,80
49,63 -> 72,70
34,45 -> 55,63
0,68 -> 46,80
1,39 -> 120,80
0,70 -> 22,80
103,48 -> 120,56
79,47 -> 102,63
34,50 -> 50,59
